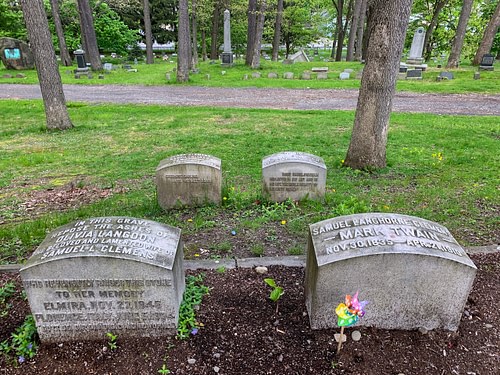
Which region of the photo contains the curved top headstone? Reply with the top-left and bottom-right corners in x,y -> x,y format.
21,217 -> 181,270
309,213 -> 475,268
156,153 -> 221,171
262,151 -> 326,169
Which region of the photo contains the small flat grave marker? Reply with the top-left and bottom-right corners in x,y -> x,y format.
20,217 -> 185,343
283,72 -> 294,79
437,71 -> 454,81
317,72 -> 328,80
267,72 -> 278,79
479,54 -> 494,71
339,72 -> 350,80
305,213 -> 476,331
262,151 -> 326,202
406,69 -> 422,80
156,153 -> 222,209
252,72 -> 261,78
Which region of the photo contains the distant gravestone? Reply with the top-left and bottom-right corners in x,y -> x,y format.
343,69 -> 354,73
407,27 -> 425,64
156,154 -> 222,209
399,66 -> 408,73
437,71 -> 454,81
221,9 -> 233,66
285,49 -> 310,64
283,72 -> 294,79
479,54 -> 494,71
317,72 -> 328,80
267,72 -> 278,79
20,217 -> 185,343
262,151 -> 326,202
406,69 -> 422,80
311,67 -> 328,73
301,71 -> 311,80
0,37 -> 35,70
252,72 -> 261,78
305,213 -> 476,331
339,72 -> 350,80
103,63 -> 113,71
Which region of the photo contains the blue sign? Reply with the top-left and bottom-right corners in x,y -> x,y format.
4,48 -> 21,60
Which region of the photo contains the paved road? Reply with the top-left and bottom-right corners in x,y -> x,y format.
1,84 -> 500,115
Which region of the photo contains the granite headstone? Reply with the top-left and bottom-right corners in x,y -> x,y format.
262,151 -> 326,202
156,153 -> 222,209
20,217 -> 185,343
305,213 -> 476,331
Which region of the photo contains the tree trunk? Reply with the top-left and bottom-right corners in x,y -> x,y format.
177,0 -> 190,82
246,0 -> 257,65
472,0 -> 500,65
271,0 -> 284,61
49,0 -> 72,66
346,0 -> 362,61
20,0 -> 73,130
191,0 -> 198,67
446,0 -> 473,68
210,2 -> 220,60
143,0 -> 154,64
423,0 -> 447,62
250,0 -> 266,68
334,0 -> 344,61
344,0 -> 413,170
354,0 -> 367,61
201,29 -> 207,61
77,0 -> 102,70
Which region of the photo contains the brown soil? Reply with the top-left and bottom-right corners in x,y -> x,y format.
1,252 -> 499,375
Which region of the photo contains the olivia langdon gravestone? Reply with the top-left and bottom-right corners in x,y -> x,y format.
262,151 -> 326,202
156,154 -> 222,209
305,213 -> 476,331
20,217 -> 185,343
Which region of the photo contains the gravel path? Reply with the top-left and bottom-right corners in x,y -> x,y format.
1,83 -> 500,115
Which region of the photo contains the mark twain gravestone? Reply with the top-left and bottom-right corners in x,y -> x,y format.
20,217 -> 185,343
262,151 -> 326,202
305,213 -> 476,331
156,154 -> 222,209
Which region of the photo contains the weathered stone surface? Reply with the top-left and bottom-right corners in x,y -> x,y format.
262,151 -> 326,202
305,213 -> 476,331
339,72 -> 350,80
283,72 -> 294,79
156,153 -> 222,209
0,37 -> 35,70
20,217 -> 185,343
267,72 -> 278,79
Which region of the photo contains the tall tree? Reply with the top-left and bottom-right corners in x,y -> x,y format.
20,0 -> 73,130
210,0 -> 221,59
271,0 -> 284,61
422,0 -> 448,61
354,0 -> 367,61
246,0 -> 257,65
49,0 -> 72,66
191,0 -> 199,67
77,0 -> 102,70
346,0 -> 362,60
446,0 -> 474,68
177,0 -> 190,81
473,0 -> 500,65
250,0 -> 266,68
344,0 -> 413,170
143,0 -> 154,64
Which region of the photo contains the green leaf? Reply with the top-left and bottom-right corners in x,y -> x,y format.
264,278 -> 276,288
270,287 -> 284,302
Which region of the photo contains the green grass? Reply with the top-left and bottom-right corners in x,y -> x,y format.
1,57 -> 499,94
0,99 -> 498,263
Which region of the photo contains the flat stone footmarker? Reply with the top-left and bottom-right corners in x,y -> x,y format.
1,84 -> 499,116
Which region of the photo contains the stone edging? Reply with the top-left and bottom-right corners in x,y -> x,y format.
1,245 -> 498,274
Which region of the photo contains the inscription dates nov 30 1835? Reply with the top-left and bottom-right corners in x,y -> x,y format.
33,217 -> 177,262
311,215 -> 465,257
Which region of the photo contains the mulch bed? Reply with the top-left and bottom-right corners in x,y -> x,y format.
1,252 -> 498,375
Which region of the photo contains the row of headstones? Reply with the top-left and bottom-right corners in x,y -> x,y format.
20,212 -> 477,343
241,69 -> 357,80
155,152 -> 327,209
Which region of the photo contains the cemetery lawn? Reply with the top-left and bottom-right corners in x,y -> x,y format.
0,97 -> 498,373
1,59 -> 499,94
1,252 -> 499,374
